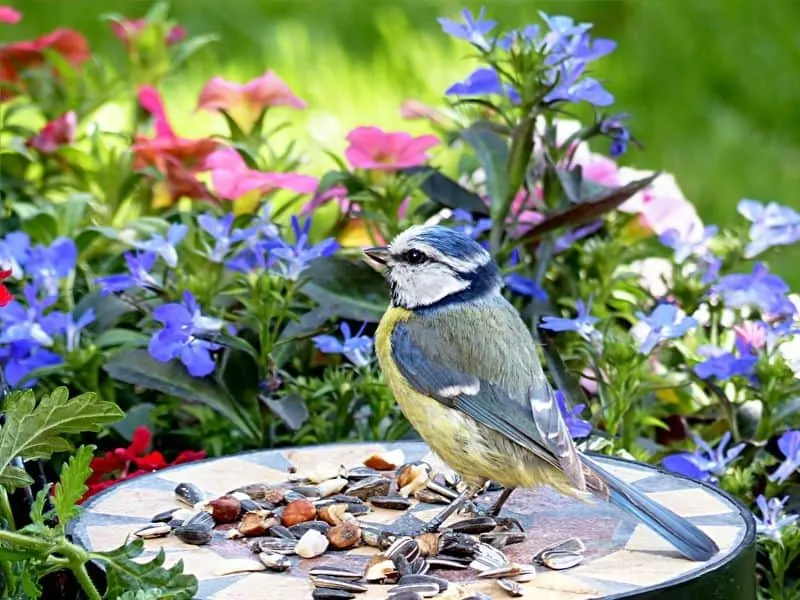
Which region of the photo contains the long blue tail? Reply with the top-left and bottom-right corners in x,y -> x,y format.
580,454 -> 719,562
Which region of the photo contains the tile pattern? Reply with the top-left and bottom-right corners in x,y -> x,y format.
70,442 -> 753,599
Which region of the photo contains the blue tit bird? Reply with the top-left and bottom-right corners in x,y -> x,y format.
364,225 -> 719,562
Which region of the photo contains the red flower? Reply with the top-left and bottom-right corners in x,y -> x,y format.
0,267 -> 12,307
27,111 -> 76,153
131,86 -> 218,207
0,6 -> 21,24
110,18 -> 187,48
0,28 -> 89,100
81,425 -> 205,503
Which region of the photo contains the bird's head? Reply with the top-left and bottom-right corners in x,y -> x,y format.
364,225 -> 502,310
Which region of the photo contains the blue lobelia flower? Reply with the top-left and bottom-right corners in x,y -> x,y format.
554,220 -> 603,252
738,199 -> 800,259
543,61 -> 614,107
600,114 -> 630,157
95,251 -> 160,295
450,209 -> 492,240
693,345 -> 758,382
437,7 -> 496,50
196,212 -> 251,263
538,12 -> 592,51
312,322 -> 373,367
445,67 -> 521,104
660,224 -> 718,264
25,237 -> 77,297
554,390 -> 592,439
0,284 -> 59,347
0,340 -> 63,388
226,206 -> 283,273
270,216 -> 338,281
505,249 -> 547,301
41,308 -> 96,352
0,231 -> 31,277
713,263 -> 796,317
148,291 -> 225,377
132,223 -> 188,268
540,296 -> 599,341
662,431 -> 745,484
754,495 -> 798,542
635,303 -> 697,355
769,430 -> 800,485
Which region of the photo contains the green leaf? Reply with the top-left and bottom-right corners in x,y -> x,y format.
0,388 -> 123,490
517,172 -> 661,243
0,465 -> 33,488
318,170 -> 362,195
103,349 -> 261,444
94,329 -> 151,349
112,403 -> 156,441
53,445 -> 94,527
29,485 -> 52,527
205,332 -> 259,361
260,393 -> 309,431
97,540 -> 197,600
171,34 -> 219,70
401,166 -> 489,215
299,256 -> 388,322
460,123 -> 510,221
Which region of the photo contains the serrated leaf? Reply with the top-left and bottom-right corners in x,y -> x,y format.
96,540 -> 197,600
103,349 -> 260,444
0,465 -> 33,488
29,485 -> 52,527
461,123 -> 510,221
0,388 -> 123,490
53,445 -> 94,527
299,256 -> 388,322
401,166 -> 489,215
518,172 -> 661,243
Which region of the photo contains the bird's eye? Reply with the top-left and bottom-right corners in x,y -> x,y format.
403,249 -> 428,265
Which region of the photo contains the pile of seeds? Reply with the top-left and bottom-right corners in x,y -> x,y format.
134,449 -> 587,599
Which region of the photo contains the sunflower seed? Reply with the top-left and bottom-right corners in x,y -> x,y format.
268,524 -> 297,539
309,567 -> 362,580
310,575 -> 367,593
385,537 -> 419,560
477,563 -> 536,580
312,590 -> 354,600
409,556 -> 429,575
174,482 -> 206,506
134,524 -> 171,539
398,574 -> 448,592
150,508 -> 179,523
239,498 -> 263,513
388,583 -> 439,598
368,495 -> 412,510
540,549 -> 583,570
413,489 -> 450,505
496,578 -> 523,597
534,536 -> 585,561
345,466 -> 382,481
479,531 -> 526,549
258,551 -> 291,571
469,542 -> 511,572
386,592 -> 422,600
426,555 -> 470,570
185,510 -> 215,529
438,532 -> 477,557
345,476 -> 390,500
250,537 -> 297,555
174,522 -> 212,545
424,481 -> 458,501
447,516 -> 496,534
289,520 -> 330,537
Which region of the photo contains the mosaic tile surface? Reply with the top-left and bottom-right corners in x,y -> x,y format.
70,442 -> 753,599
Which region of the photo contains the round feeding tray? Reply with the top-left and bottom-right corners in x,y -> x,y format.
70,441 -> 756,599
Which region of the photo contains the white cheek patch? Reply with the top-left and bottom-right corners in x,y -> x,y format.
390,263 -> 470,308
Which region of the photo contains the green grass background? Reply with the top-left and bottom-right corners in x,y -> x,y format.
5,0 -> 800,286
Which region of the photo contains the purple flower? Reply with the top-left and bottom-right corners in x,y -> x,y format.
660,224 -> 718,264
662,431 -> 745,484
41,308 -> 96,352
554,390 -> 591,439
0,341 -> 62,388
505,249 -> 547,301
0,284 -> 59,347
738,199 -> 800,259
445,67 -> 520,103
197,213 -> 243,262
0,231 -> 30,277
450,209 -> 492,240
538,12 -> 592,50
149,291 -> 225,377
540,296 -> 599,341
543,61 -> 614,107
270,216 -> 338,280
95,251 -> 160,295
132,223 -> 188,268
713,263 -> 796,317
635,304 -> 697,355
437,7 -> 496,50
754,495 -> 798,542
769,430 -> 800,485
25,237 -> 77,297
554,220 -> 603,252
693,345 -> 758,382
312,322 -> 373,367
600,114 -> 630,157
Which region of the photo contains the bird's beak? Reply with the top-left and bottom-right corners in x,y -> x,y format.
363,246 -> 390,266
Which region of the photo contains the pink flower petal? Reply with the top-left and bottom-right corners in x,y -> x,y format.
206,147 -> 316,200
344,126 -> 439,171
27,111 -> 76,153
0,5 -> 21,24
243,70 -> 306,110
138,85 -> 176,139
197,77 -> 244,113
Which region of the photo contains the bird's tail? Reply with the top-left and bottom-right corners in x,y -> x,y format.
580,453 -> 719,562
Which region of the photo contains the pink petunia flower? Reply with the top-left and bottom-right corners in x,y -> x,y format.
110,18 -> 187,47
344,126 -> 439,171
27,111 -> 76,153
197,70 -> 306,131
0,5 -> 20,24
205,146 -> 317,201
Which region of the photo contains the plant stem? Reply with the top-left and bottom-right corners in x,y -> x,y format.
0,487 -> 16,531
71,561 -> 102,600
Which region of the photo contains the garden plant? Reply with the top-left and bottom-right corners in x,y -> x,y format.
0,3 -> 799,599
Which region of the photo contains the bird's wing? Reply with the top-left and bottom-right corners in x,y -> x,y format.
390,308 -> 585,490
